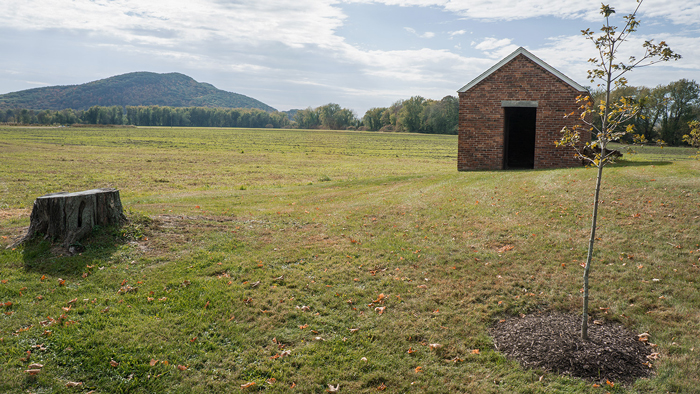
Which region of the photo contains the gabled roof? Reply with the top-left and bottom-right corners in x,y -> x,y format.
457,47 -> 587,93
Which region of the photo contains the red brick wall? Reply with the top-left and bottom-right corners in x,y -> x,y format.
458,54 -> 589,171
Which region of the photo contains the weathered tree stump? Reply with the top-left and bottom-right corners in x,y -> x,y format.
17,188 -> 125,248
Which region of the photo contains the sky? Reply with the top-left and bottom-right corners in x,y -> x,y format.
1,0 -> 699,115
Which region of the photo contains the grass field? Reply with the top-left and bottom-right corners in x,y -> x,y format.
1,126 -> 699,393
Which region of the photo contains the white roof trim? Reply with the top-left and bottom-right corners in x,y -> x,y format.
457,47 -> 587,93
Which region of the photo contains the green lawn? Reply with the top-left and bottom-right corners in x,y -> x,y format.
1,126 -> 699,393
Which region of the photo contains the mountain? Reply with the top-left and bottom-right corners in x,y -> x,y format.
0,72 -> 276,111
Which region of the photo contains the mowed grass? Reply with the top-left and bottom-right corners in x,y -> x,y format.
1,126 -> 699,393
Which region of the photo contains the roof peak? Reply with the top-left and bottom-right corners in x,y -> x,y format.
457,47 -> 587,93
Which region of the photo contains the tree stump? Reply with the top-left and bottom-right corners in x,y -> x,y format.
18,188 -> 125,248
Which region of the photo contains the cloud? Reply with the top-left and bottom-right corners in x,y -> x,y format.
472,37 -> 519,59
404,27 -> 435,38
346,0 -> 700,25
3,0 -> 347,49
473,37 -> 512,51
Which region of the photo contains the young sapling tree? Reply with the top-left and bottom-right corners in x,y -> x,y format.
556,0 -> 680,340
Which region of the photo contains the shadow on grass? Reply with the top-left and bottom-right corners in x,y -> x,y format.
20,210 -> 152,276
21,226 -> 123,277
608,159 -> 673,167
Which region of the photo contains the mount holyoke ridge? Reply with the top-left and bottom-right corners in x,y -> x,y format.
0,72 -> 276,112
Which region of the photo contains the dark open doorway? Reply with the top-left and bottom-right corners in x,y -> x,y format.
504,107 -> 536,169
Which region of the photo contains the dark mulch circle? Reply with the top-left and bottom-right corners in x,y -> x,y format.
490,313 -> 655,384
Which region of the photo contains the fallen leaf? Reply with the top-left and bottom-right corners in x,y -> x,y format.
299,324 -> 308,329
497,244 -> 515,253
428,343 -> 442,350
349,328 -> 359,333
471,349 -> 480,354
377,382 -> 387,390
65,381 -> 83,387
373,293 -> 385,303
327,384 -> 340,392
178,365 -> 188,371
241,382 -> 256,389
110,359 -> 119,367
414,366 -> 423,373
407,347 -> 415,354
25,369 -> 41,375
374,306 -> 386,314
266,378 -> 276,385
150,358 -> 158,366
606,380 -> 614,388
27,363 -> 43,369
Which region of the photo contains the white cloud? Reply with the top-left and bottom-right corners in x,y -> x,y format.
346,0 -> 700,25
3,0 -> 348,49
472,37 -> 519,59
404,27 -> 435,38
473,37 -> 512,51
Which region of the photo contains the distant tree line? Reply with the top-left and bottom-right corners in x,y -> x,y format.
293,103 -> 359,130
589,79 -> 700,146
0,99 -> 459,134
0,105 -> 291,128
363,96 -> 459,134
292,96 -> 459,134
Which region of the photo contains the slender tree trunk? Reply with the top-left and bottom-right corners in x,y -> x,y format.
582,164 -> 604,340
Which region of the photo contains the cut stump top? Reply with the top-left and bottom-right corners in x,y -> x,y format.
37,188 -> 119,199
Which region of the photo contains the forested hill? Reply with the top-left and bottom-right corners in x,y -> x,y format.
0,72 -> 276,111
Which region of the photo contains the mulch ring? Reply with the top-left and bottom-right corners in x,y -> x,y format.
490,312 -> 657,385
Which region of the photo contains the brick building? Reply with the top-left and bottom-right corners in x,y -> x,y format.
457,47 -> 589,170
